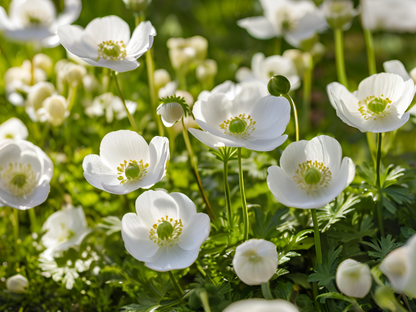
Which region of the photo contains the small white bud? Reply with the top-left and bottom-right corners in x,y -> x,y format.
187,35 -> 208,61
27,82 -> 55,111
33,53 -> 53,75
336,259 -> 372,298
41,95 -> 68,126
154,69 -> 171,89
157,102 -> 184,127
224,299 -> 299,312
169,47 -> 196,71
65,63 -> 87,87
6,274 -> 28,294
122,0 -> 152,12
322,0 -> 357,30
196,59 -> 217,83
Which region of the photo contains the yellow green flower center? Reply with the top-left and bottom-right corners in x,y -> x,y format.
358,95 -> 392,121
293,160 -> 332,194
157,221 -> 174,240
1,162 -> 37,196
229,118 -> 246,134
5,134 -> 14,139
117,159 -> 149,184
149,215 -> 183,247
303,167 -> 322,185
98,40 -> 127,61
220,114 -> 256,138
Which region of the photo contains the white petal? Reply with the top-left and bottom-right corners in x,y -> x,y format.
58,25 -> 95,59
0,117 -> 28,141
53,0 -> 82,29
404,235 -> 416,298
145,244 -> 199,271
360,111 -> 410,133
127,21 -> 156,59
82,154 -> 116,191
237,16 -> 276,40
81,57 -> 140,73
279,140 -> 308,177
188,128 -> 239,149
304,135 -> 342,176
178,213 -> 210,251
169,193 -> 197,222
356,73 -> 405,104
0,180 -> 50,210
84,15 -> 130,45
231,83 -> 264,116
142,136 -> 169,186
383,60 -> 412,81
336,259 -> 372,298
244,135 -> 288,152
224,299 -> 299,312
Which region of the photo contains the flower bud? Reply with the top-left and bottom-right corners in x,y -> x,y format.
322,0 -> 357,30
157,102 -> 184,127
41,95 -> 68,126
55,59 -> 69,74
169,47 -> 196,71
65,63 -> 87,87
122,0 -> 152,12
27,82 -> 55,111
336,259 -> 372,298
196,59 -> 217,84
299,34 -> 319,52
187,35 -> 208,61
176,90 -> 194,106
6,274 -> 28,294
154,69 -> 171,89
33,53 -> 52,75
282,49 -> 305,77
374,286 -> 402,311
233,239 -> 278,285
224,299 -> 299,312
410,67 -> 416,84
268,75 -> 291,96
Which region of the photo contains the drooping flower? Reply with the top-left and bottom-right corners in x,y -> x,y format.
82,130 -> 169,195
380,234 -> 416,298
336,259 -> 372,298
267,135 -> 355,209
0,118 -> 28,141
189,83 -> 290,152
0,139 -> 53,210
58,16 -> 156,72
121,190 -> 210,271
6,274 -> 29,294
236,52 -> 300,96
233,239 -> 278,285
157,102 -> 184,127
327,73 -> 415,133
0,0 -> 82,47
224,299 -> 299,312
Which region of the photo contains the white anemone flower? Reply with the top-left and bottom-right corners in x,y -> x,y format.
236,52 -> 300,96
0,0 -> 81,47
224,299 -> 299,312
267,135 -> 355,209
41,205 -> 91,259
157,102 -> 184,127
58,16 -> 156,72
336,259 -> 372,298
121,190 -> 210,271
0,139 -> 53,210
82,130 -> 169,195
189,84 -> 290,152
197,80 -> 245,103
327,73 -> 415,133
6,274 -> 29,294
380,234 -> 416,298
0,118 -> 28,141
233,239 -> 278,285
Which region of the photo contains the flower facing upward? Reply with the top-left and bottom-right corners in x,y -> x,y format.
327,73 -> 415,133
121,190 -> 210,271
0,139 -> 53,210
267,135 -> 355,209
224,299 -> 299,312
336,259 -> 372,298
58,16 -> 156,72
233,239 -> 278,285
0,118 -> 28,141
82,130 -> 169,195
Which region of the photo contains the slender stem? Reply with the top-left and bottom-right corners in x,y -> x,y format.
12,208 -> 19,241
237,148 -> 249,241
261,282 -> 273,300
182,119 -> 215,220
0,44 -> 11,66
199,290 -> 212,312
376,132 -> 385,237
402,293 -> 413,312
168,271 -> 183,297
311,209 -> 322,264
275,37 -> 282,55
302,53 -> 313,135
113,71 -> 139,132
334,28 -> 348,87
283,94 -> 299,142
223,159 -> 233,229
67,85 -> 78,113
28,208 -> 38,233
364,29 -> 377,75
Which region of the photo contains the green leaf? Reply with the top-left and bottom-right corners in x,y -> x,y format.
252,207 -> 289,239
316,292 -> 356,305
361,234 -> 403,262
400,227 -> 416,239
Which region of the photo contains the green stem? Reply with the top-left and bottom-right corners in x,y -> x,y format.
223,159 -> 233,229
402,293 -> 413,312
334,28 -> 348,87
182,119 -> 215,220
67,85 -> 78,113
302,53 -> 313,135
376,132 -> 385,237
199,290 -> 212,312
113,71 -> 139,132
364,29 -> 377,75
311,209 -> 322,264
261,282 -> 274,300
283,94 -> 299,142
12,208 -> 19,241
168,271 -> 183,297
28,208 -> 38,233
275,37 -> 282,55
0,44 -> 11,67
237,148 -> 249,241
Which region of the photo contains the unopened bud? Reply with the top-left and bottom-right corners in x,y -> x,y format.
336,259 -> 372,298
323,0 -> 357,30
27,82 -> 55,110
33,53 -> 52,75
157,102 -> 184,127
6,274 -> 28,294
196,59 -> 217,83
268,75 -> 291,96
65,63 -> 87,87
42,95 -> 68,126
122,0 -> 152,12
154,69 -> 171,89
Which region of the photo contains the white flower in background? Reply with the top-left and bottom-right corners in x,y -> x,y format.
37,95 -> 69,126
237,0 -> 326,47
267,135 -> 355,209
380,234 -> 416,298
0,118 -> 28,141
327,73 -> 415,133
336,259 -> 372,298
167,36 -> 208,72
82,130 -> 169,195
361,0 -> 416,33
321,0 -> 359,30
0,0 -> 81,47
82,74 -> 100,93
236,52 -> 300,96
63,63 -> 87,87
0,139 -> 53,210
196,59 -> 218,84
157,102 -> 184,127
197,80 -> 245,103
33,53 -> 53,74
41,205 -> 91,259
6,274 -> 29,294
189,84 -> 290,152
233,239 -> 278,285
154,69 -> 171,90
84,92 -> 137,123
121,190 -> 210,271
224,299 -> 299,312
25,81 -> 55,121
158,81 -> 178,99
58,16 -> 156,72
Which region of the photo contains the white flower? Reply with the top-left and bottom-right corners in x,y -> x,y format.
233,239 -> 278,285
37,94 -> 69,126
82,130 -> 169,195
237,0 -> 326,47
0,118 -> 28,141
58,16 -> 156,72
361,0 -> 416,33
236,52 -> 300,96
197,80 -> 245,103
41,205 -> 91,259
189,84 -> 290,152
321,0 -> 359,30
157,102 -> 184,127
0,139 -> 53,210
6,274 -> 29,294
267,135 -> 355,209
383,60 -> 416,84
158,81 -> 178,99
0,0 -> 82,47
121,190 -> 210,271
336,259 -> 372,298
33,53 -> 53,74
224,299 -> 299,312
380,234 -> 416,298
327,73 -> 415,133
154,69 -> 171,90
196,59 -> 218,84
63,63 -> 87,87
25,81 -> 55,122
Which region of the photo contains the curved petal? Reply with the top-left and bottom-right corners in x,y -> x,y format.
279,140 -> 308,176
356,73 -> 405,104
84,15 -> 130,45
178,213 -> 210,251
361,111 -> 410,133
145,245 -> 200,272
82,154 -> 116,191
304,135 -> 342,176
127,21 -> 156,59
82,57 -> 140,73
169,193 -> 197,222
53,0 -> 82,29
383,60 -> 412,81
146,136 -> 169,179
244,135 -> 288,152
237,16 -> 276,40
188,128 -> 240,149
58,25 -> 92,59
0,180 -> 50,210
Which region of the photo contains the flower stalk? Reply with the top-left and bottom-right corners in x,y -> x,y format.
375,132 -> 385,237
67,85 -> 78,113
302,53 -> 313,135
283,94 -> 299,142
12,208 -> 19,241
364,29 -> 377,75
168,271 -> 183,297
237,148 -> 249,241
334,28 -> 348,87
261,281 -> 274,300
199,290 -> 212,312
311,209 -> 322,264
28,208 -> 39,233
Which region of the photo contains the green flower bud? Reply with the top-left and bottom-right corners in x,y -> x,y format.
125,162 -> 141,179
122,0 -> 152,12
157,221 -> 174,240
267,75 -> 291,96
304,167 -> 322,185
229,118 -> 246,134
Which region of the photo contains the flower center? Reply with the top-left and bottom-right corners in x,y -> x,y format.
358,95 -> 392,121
1,162 -> 37,196
293,160 -> 332,194
117,159 -> 149,184
5,134 -> 14,139
98,40 -> 127,61
220,114 -> 256,138
149,215 -> 183,247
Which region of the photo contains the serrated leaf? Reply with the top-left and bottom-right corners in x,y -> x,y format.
361,234 -> 403,261
308,246 -> 343,291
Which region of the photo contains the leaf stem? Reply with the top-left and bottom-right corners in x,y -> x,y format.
283,94 -> 299,142
261,281 -> 274,300
376,132 -> 385,237
334,28 -> 348,87
364,29 -> 377,75
237,148 -> 249,241
168,271 -> 183,297
276,37 -> 282,55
